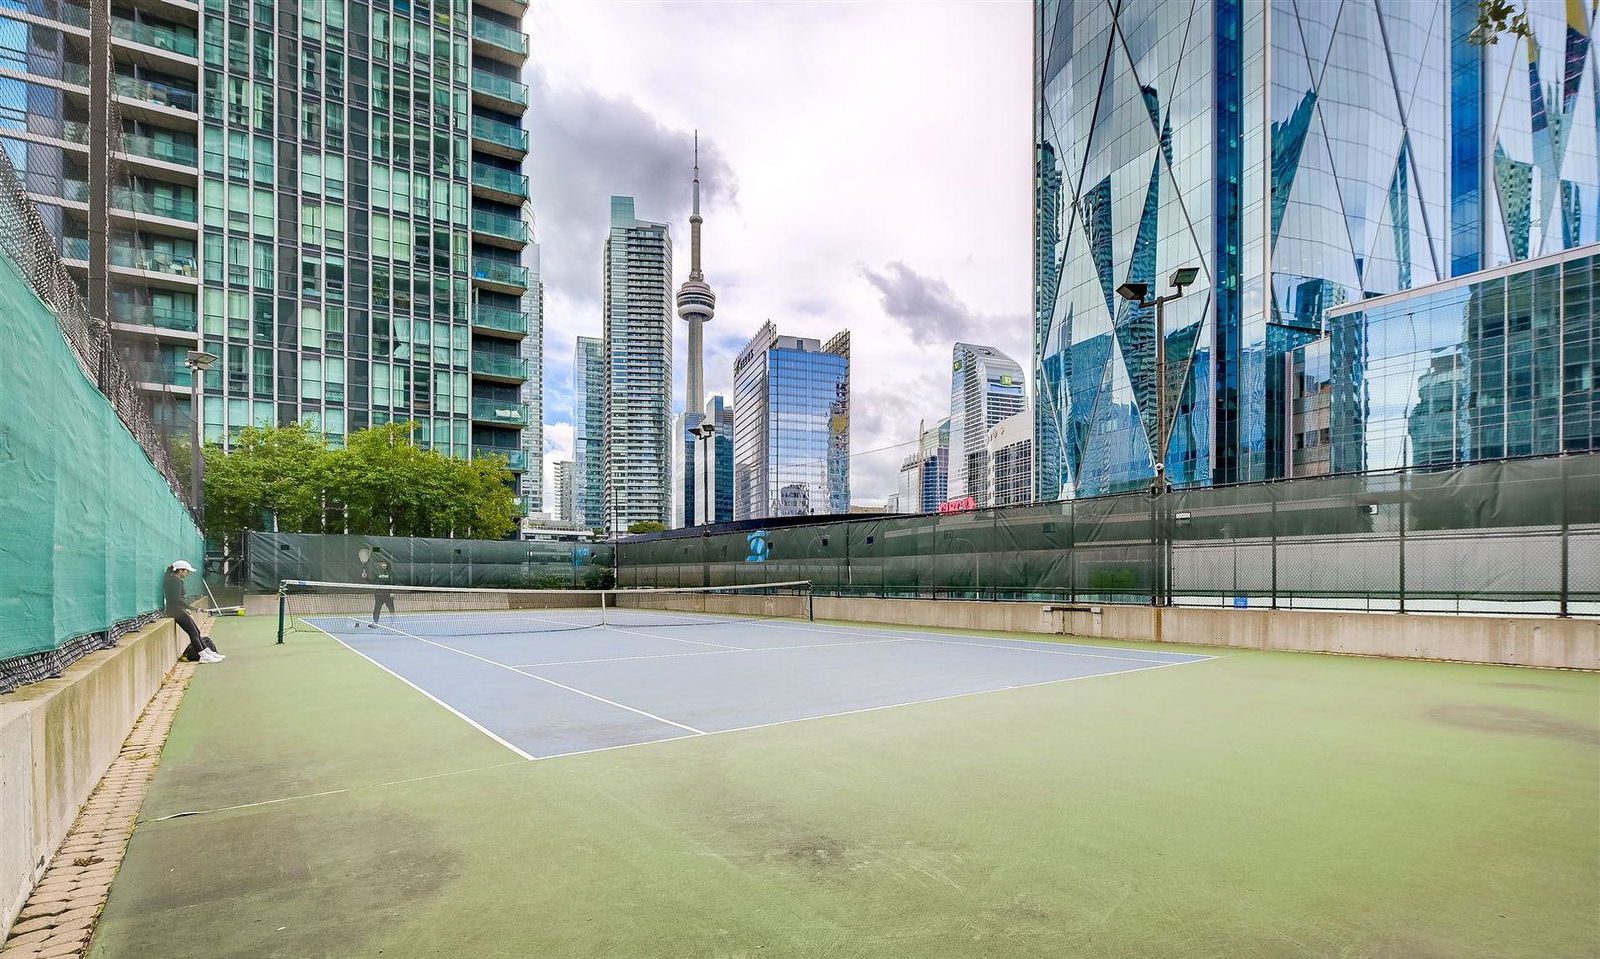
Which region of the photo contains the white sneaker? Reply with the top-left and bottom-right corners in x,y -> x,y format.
210,652 -> 226,660
198,649 -> 222,664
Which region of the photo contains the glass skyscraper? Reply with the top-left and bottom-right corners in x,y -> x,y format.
732,321 -> 850,520
572,334 -> 603,529
1035,0 -> 1600,499
1,0 -> 538,511
949,342 -> 1025,507
896,416 -> 949,514
601,195 -> 672,533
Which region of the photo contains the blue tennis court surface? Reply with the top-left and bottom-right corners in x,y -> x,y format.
302,611 -> 1214,760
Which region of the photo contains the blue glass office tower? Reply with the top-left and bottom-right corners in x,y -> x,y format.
1035,0 -> 1600,499
732,322 -> 850,519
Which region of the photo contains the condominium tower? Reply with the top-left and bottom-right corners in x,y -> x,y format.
551,459 -> 576,525
601,195 -> 673,533
0,0 -> 540,511
1035,0 -> 1600,499
949,343 -> 1025,507
732,321 -> 850,519
572,334 -> 603,529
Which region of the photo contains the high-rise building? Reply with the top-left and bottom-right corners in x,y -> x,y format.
949,343 -> 1024,507
551,459 -> 576,525
1034,0 -> 1600,499
601,195 -> 672,533
692,393 -> 735,526
0,1 -> 539,512
896,417 -> 950,514
986,410 -> 1034,507
732,321 -> 850,519
515,243 -> 544,523
572,335 -> 604,529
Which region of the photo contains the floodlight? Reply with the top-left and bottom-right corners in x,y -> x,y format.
1169,267 -> 1200,290
1115,281 -> 1149,303
185,350 -> 218,372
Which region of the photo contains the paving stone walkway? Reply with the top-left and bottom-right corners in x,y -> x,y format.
0,662 -> 195,959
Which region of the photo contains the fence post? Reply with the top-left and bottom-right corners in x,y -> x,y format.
1397,475 -> 1407,615
1559,455 -> 1570,617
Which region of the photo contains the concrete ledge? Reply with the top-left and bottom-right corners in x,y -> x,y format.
811,597 -> 1600,670
0,620 -> 184,939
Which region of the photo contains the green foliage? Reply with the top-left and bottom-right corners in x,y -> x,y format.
627,521 -> 667,534
1469,0 -> 1532,46
204,421 -> 519,542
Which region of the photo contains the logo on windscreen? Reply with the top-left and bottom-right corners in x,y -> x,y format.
746,530 -> 770,563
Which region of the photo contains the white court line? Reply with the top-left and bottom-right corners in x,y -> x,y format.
304,620 -> 536,760
368,621 -> 707,735
378,609 -> 750,652
511,636 -> 909,669
608,614 -> 1203,669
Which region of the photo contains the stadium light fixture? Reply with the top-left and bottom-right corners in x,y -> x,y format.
1115,281 -> 1149,303
1169,267 -> 1199,290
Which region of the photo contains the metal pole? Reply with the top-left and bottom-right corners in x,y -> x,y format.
276,585 -> 286,645
189,374 -> 204,519
1559,455 -> 1570,617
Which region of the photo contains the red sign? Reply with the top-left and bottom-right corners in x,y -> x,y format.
939,496 -> 977,515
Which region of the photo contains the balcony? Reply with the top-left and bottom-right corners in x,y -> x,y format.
119,134 -> 198,166
110,244 -> 199,278
111,17 -> 199,58
472,351 -> 528,382
112,74 -> 198,112
63,236 -> 89,261
472,162 -> 528,200
471,208 -> 528,244
113,189 -> 198,221
472,17 -> 528,58
116,303 -> 197,333
471,257 -> 528,290
60,179 -> 89,202
472,304 -> 527,335
516,494 -> 533,517
470,115 -> 527,155
474,445 -> 529,472
471,69 -> 528,109
471,398 -> 528,427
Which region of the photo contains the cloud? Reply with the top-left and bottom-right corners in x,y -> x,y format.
858,261 -> 977,347
527,67 -> 738,309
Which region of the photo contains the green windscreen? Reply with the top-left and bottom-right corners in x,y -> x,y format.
0,257 -> 203,673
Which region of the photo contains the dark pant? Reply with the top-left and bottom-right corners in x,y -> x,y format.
175,610 -> 217,661
373,591 -> 395,623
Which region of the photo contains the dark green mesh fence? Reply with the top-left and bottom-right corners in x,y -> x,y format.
615,454 -> 1600,616
246,531 -> 614,591
0,248 -> 203,691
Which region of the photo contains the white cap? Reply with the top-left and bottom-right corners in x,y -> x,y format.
170,560 -> 196,572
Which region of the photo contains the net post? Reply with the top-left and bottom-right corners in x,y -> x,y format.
276,582 -> 287,645
600,588 -> 608,628
806,583 -> 814,622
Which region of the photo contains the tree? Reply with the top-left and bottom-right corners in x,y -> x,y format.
627,521 -> 667,534
203,421 -> 520,541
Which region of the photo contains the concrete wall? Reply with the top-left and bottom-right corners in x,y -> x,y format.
0,620 -> 183,938
812,597 -> 1599,670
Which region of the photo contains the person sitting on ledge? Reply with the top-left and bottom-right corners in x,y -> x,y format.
165,560 -> 224,664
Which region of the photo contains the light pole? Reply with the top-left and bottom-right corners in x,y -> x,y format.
1116,267 -> 1198,606
184,350 -> 218,525
690,420 -> 717,527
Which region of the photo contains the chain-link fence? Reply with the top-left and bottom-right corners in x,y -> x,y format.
246,531 -> 615,591
615,453 -> 1600,617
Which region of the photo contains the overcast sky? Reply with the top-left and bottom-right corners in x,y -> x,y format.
526,0 -> 1033,507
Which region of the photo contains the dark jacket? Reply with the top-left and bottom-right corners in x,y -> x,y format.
163,570 -> 190,616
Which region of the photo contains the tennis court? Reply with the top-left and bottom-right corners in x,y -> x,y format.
300,600 -> 1213,760
81,590 -> 1598,959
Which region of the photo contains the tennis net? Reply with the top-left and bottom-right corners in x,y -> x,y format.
276,580 -> 814,643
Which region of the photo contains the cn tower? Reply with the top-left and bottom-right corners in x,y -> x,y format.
676,132 -> 716,414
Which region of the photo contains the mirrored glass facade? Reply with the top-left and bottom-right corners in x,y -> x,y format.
1035,0 -> 1600,499
949,343 -> 1025,507
572,334 -> 604,529
1292,246 -> 1600,472
732,321 -> 850,520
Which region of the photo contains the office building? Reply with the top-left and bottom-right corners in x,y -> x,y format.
691,393 -> 734,526
572,335 -> 604,529
0,1 -> 538,504
896,417 -> 950,514
551,459 -> 576,525
601,195 -> 673,533
732,321 -> 850,519
949,343 -> 1025,506
1035,0 -> 1600,499
987,409 -> 1034,507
